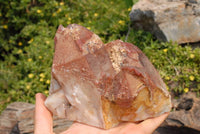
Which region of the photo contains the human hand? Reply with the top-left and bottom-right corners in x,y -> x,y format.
34,93 -> 169,134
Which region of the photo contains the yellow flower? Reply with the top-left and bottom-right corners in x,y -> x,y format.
87,27 -> 91,30
189,75 -> 195,81
166,86 -> 169,91
40,78 -> 44,82
88,20 -> 91,23
184,88 -> 189,93
46,80 -> 50,84
28,74 -> 34,78
57,8 -> 62,13
38,56 -> 42,59
39,73 -> 45,78
118,20 -> 125,25
68,17 -> 72,21
17,49 -> 22,54
28,58 -> 32,62
94,13 -> 98,17
18,42 -> 22,46
28,38 -> 33,44
46,41 -> 50,44
65,14 -> 68,17
3,25 -> 8,29
190,54 -> 195,59
44,90 -> 49,95
163,49 -> 168,53
67,21 -> 71,25
37,9 -> 42,14
0,13 -> 2,17
110,1 -> 113,4
52,13 -> 56,17
26,85 -> 31,89
60,2 -> 64,6
165,76 -> 170,80
128,7 -> 132,11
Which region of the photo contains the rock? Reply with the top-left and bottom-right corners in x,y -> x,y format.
45,24 -> 171,129
176,98 -> 193,111
154,92 -> 200,134
0,102 -> 73,134
129,0 -> 200,44
154,126 -> 200,134
166,95 -> 200,131
0,102 -> 34,134
53,117 -> 73,133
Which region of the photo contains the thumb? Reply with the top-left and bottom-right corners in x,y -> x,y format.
138,112 -> 169,134
34,93 -> 53,134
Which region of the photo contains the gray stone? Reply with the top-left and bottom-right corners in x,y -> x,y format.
0,102 -> 34,134
154,126 -> 200,134
53,118 -> 73,133
0,102 -> 72,134
130,0 -> 200,44
154,92 -> 200,134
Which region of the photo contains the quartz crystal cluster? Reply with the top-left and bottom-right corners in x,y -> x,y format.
45,24 -> 171,129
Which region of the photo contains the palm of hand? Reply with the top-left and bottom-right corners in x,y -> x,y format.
34,93 -> 169,134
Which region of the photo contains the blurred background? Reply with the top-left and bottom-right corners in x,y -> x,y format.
0,0 -> 199,113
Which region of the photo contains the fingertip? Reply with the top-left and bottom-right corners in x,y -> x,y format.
138,112 -> 170,134
34,93 -> 53,134
159,112 -> 170,119
165,112 -> 170,116
36,93 -> 46,101
36,92 -> 45,97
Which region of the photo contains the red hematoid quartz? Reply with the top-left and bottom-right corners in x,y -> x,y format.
45,24 -> 171,129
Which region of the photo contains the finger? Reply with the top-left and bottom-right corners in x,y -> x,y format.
34,93 -> 53,134
138,112 -> 169,134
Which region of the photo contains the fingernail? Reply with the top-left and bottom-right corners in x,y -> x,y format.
36,93 -> 46,100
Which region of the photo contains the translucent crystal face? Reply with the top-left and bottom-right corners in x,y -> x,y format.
45,24 -> 171,129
